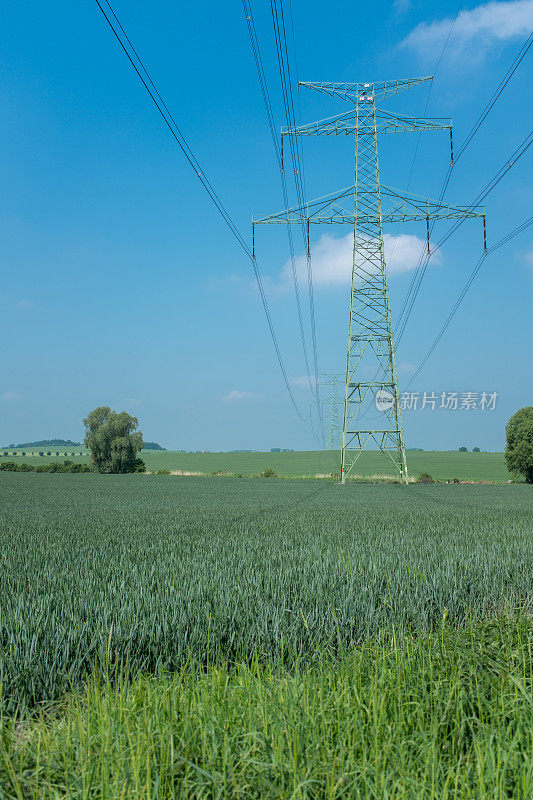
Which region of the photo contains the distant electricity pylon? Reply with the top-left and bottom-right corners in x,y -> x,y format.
320,373 -> 342,450
254,77 -> 486,484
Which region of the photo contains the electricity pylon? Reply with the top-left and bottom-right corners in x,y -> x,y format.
254,77 -> 486,484
320,373 -> 342,450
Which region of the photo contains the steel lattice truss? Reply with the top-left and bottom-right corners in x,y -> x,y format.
281,108 -> 452,139
298,77 -> 433,102
319,373 -> 343,451
254,185 -> 485,226
253,77 -> 486,483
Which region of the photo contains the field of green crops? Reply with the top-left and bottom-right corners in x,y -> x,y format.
1,473 -> 531,798
0,448 -> 512,481
1,472 -> 530,711
141,448 -> 511,481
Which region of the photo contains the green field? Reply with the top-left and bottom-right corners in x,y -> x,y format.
139,448 -> 511,481
0,448 -> 512,481
1,473 -> 531,797
0,448 -> 88,458
1,473 -> 530,710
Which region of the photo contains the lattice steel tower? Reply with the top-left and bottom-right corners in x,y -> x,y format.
320,373 -> 342,451
254,77 -> 485,483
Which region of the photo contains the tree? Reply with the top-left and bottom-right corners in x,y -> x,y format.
505,407 -> 533,483
458,446 -> 468,452
472,447 -> 480,453
83,406 -> 144,474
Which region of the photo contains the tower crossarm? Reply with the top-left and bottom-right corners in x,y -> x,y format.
253,185 -> 485,227
253,186 -> 354,226
282,108 -> 451,138
380,186 -> 485,223
298,77 -> 432,102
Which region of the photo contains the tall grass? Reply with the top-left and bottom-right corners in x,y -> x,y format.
1,616 -> 531,799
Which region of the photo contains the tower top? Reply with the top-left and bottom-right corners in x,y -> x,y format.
299,77 -> 432,102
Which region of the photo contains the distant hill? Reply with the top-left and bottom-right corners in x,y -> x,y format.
142,442 -> 166,451
3,439 -> 81,448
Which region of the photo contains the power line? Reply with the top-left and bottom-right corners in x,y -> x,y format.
394,32 -> 533,341
269,0 -> 325,446
352,31 -> 531,426
283,0 -> 326,451
95,0 -> 308,421
405,0 -> 464,191
395,127 -> 533,346
241,0 -> 315,399
405,213 -> 533,387
445,32 -> 532,190
359,212 -> 533,423
284,0 -> 327,447
270,1 -> 321,396
356,1 -> 464,429
241,1 -> 282,168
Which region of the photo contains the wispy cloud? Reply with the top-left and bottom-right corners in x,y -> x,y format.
394,0 -> 411,13
524,248 -> 533,268
222,390 -> 260,402
122,397 -> 142,407
15,299 -> 34,312
401,1 -> 533,60
281,232 -> 439,288
290,375 -> 318,391
1,392 -> 22,401
398,362 -> 416,374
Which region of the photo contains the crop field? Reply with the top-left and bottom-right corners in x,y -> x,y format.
1,473 -> 531,798
140,448 -> 511,481
1,472 -> 530,710
0,448 -> 512,481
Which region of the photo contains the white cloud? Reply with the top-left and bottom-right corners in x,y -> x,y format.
290,375 -> 318,390
123,397 -> 142,407
524,248 -> 533,268
394,0 -> 411,13
402,1 -> 533,60
15,299 -> 34,312
281,232 -> 439,288
398,361 -> 416,374
1,392 -> 22,401
222,390 -> 260,402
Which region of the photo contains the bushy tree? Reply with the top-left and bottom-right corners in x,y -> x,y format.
83,406 -> 144,474
505,407 -> 533,483
458,446 -> 467,452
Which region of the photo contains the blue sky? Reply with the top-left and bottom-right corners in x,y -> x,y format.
1,0 -> 532,452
